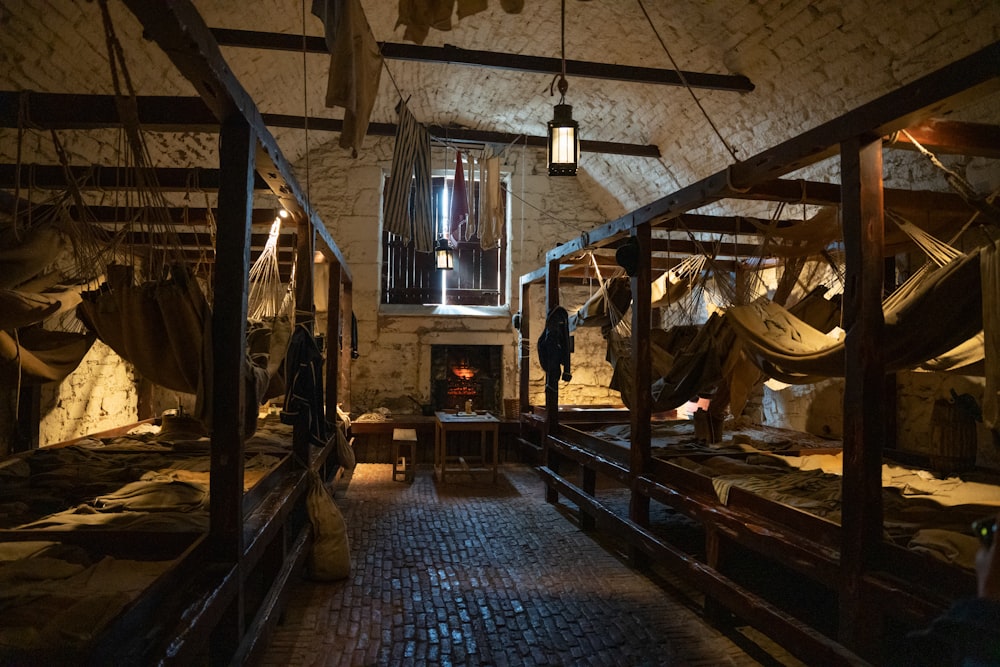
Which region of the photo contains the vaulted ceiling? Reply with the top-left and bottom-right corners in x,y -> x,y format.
1,1 -> 998,228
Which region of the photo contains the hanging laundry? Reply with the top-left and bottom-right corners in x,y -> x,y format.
396,0 -> 454,45
312,0 -> 383,157
467,151 -> 478,235
457,0 -> 489,19
479,153 -> 505,250
383,101 -> 434,252
449,151 -> 470,242
397,1 -> 525,44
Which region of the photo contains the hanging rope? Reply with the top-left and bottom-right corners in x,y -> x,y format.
900,129 -> 1000,224
636,0 -> 739,161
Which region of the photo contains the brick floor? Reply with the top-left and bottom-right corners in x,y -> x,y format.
258,464 -> 802,666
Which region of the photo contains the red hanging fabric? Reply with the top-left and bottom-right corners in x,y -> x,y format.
449,150 -> 470,242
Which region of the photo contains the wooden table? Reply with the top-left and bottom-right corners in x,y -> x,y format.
434,411 -> 501,483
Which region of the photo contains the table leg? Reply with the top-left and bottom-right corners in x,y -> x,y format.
492,425 -> 498,484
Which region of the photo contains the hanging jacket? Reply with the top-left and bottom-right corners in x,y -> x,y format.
537,306 -> 572,391
281,325 -> 328,447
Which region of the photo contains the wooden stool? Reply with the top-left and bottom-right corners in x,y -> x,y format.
392,428 -> 418,482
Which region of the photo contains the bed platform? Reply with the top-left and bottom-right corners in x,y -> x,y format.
0,1 -> 355,663
0,417 -> 348,664
515,42 -> 1000,665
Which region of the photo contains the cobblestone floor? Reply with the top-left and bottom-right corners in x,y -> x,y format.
258,464 -> 802,667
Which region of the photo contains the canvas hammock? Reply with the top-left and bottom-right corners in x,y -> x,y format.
982,239 -> 1000,430
77,263 -> 211,397
585,249 -> 731,412
919,332 -> 984,375
246,217 -> 295,402
569,275 -> 631,331
569,252 -> 706,331
726,219 -> 985,383
0,289 -> 61,331
0,328 -> 95,385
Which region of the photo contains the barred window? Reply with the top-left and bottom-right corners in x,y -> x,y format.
382,175 -> 506,307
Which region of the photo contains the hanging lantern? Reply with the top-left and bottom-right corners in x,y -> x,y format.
547,0 -> 579,176
434,237 -> 454,270
547,102 -> 579,176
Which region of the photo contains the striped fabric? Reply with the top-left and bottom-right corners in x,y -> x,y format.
384,101 -> 434,252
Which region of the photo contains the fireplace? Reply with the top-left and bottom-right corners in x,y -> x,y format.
431,345 -> 503,413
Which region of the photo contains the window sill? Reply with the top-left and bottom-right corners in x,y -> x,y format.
380,304 -> 511,318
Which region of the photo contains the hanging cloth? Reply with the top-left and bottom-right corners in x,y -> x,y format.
449,151 -> 470,241
0,328 -> 95,386
281,325 -> 328,447
537,306 -> 572,391
396,0 -> 524,44
479,154 -> 504,250
983,239 -> 1000,430
383,101 -> 434,252
312,0 -> 383,157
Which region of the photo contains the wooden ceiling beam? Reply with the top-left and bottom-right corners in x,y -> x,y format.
78,207 -> 282,227
0,164 -> 270,191
884,119 -> 1000,159
120,0 -> 349,275
0,91 -> 659,158
210,28 -> 755,93
726,42 -> 1000,189
543,42 -> 999,262
546,174 -> 977,261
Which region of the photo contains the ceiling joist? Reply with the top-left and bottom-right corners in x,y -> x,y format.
119,0 -> 349,275
209,28 -> 754,93
0,91 -> 659,158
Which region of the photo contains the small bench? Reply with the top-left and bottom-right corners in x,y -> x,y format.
391,428 -> 418,482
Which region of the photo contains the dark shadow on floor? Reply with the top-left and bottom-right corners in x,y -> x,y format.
433,471 -> 522,498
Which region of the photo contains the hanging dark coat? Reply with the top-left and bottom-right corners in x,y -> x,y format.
537,306 -> 572,391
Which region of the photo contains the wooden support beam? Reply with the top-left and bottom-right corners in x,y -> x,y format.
885,118 -> 1000,159
518,277 -> 532,418
326,260 -> 342,422
838,134 -> 887,658
0,91 -> 659,158
0,163 -> 269,191
210,28 -> 755,93
546,176 -> 974,263
545,43 -> 998,265
340,281 -> 353,414
726,42 -> 1000,189
543,257 -> 562,504
209,115 -> 254,562
628,225 -> 652,536
120,0 -> 350,280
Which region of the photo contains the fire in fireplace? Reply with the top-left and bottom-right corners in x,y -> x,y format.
431,345 -> 502,413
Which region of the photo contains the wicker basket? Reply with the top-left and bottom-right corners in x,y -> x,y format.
503,398 -> 521,419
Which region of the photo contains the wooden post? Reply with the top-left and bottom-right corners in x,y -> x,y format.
14,385 -> 40,452
519,278 -> 531,421
340,281 -> 353,414
326,259 -> 342,421
544,257 -> 561,504
295,217 -> 315,331
838,134 -> 886,658
210,115 -> 254,564
628,224 -> 652,567
581,466 -> 597,531
883,256 -> 898,453
293,217 -> 317,463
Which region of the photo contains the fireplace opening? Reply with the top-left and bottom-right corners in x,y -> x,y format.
431,345 -> 503,414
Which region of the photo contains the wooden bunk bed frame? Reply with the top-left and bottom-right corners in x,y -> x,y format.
0,2 -> 354,664
517,42 -> 1000,665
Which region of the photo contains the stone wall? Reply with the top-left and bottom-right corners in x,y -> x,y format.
300,137 -> 609,417
37,340 -> 138,446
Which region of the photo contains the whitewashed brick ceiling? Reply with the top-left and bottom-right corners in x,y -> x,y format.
1,1 -> 998,216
